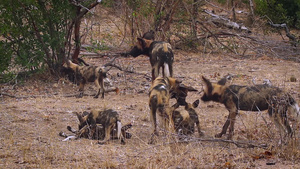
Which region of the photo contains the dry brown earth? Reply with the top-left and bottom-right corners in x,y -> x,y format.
1,50 -> 300,168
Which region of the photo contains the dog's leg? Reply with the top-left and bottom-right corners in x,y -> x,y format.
76,125 -> 89,138
195,121 -> 204,137
100,78 -> 105,98
78,79 -> 86,98
149,102 -> 158,144
215,117 -> 230,138
227,109 -> 238,140
94,78 -> 105,99
98,125 -> 113,145
151,63 -> 159,81
94,79 -> 101,98
166,106 -> 175,134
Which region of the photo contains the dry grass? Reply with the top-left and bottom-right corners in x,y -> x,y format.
1,52 -> 300,168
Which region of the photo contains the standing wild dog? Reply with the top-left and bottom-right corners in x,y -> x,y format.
63,60 -> 111,98
148,76 -> 197,143
149,77 -> 180,138
201,76 -> 300,140
171,100 -> 204,137
74,109 -> 126,144
128,37 -> 174,81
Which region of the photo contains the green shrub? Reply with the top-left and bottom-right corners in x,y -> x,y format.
254,0 -> 300,28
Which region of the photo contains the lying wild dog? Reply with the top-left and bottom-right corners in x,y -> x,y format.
63,60 -> 113,98
59,113 -> 132,142
201,76 -> 300,140
73,109 -> 127,144
127,37 -> 173,81
171,100 -> 204,137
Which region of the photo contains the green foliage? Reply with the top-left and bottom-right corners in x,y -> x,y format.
0,0 -> 104,78
254,0 -> 300,28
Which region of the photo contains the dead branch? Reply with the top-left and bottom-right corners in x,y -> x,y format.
79,51 -> 126,58
204,9 -> 251,33
268,22 -> 297,46
198,21 -> 236,54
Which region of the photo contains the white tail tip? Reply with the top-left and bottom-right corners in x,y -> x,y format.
163,63 -> 170,77
117,121 -> 122,139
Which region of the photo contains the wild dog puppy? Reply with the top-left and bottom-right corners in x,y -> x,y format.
170,83 -> 198,106
128,37 -> 173,81
148,77 -> 182,141
74,109 -> 126,144
201,76 -> 300,140
171,100 -> 204,137
63,60 -> 110,98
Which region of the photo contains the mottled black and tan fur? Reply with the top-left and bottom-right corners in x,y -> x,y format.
149,77 -> 182,140
201,76 -> 300,140
171,100 -> 204,137
74,109 -> 126,144
61,111 -> 132,141
63,60 -> 109,98
128,37 -> 173,81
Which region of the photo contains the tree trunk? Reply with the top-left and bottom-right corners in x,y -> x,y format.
72,6 -> 81,64
231,0 -> 236,21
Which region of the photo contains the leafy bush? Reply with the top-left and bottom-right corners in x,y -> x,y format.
254,0 -> 300,28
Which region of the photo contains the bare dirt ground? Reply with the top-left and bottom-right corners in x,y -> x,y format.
0,50 -> 299,168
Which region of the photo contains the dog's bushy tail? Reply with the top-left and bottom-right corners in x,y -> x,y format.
117,120 -> 122,139
163,63 -> 170,77
65,60 -> 79,71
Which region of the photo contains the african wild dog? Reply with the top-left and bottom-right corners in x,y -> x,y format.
128,37 -> 173,81
171,99 -> 204,137
148,76 -> 197,143
61,58 -> 89,85
73,109 -> 127,144
170,83 -> 198,106
59,111 -> 132,141
201,76 -> 300,140
63,60 -> 111,98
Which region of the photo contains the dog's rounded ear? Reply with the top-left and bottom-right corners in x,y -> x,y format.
202,76 -> 213,94
74,112 -> 84,123
217,77 -> 227,85
175,79 -> 182,84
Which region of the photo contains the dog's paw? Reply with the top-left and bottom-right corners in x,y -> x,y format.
76,94 -> 83,98
215,133 -> 223,138
97,141 -> 106,145
199,131 -> 205,137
